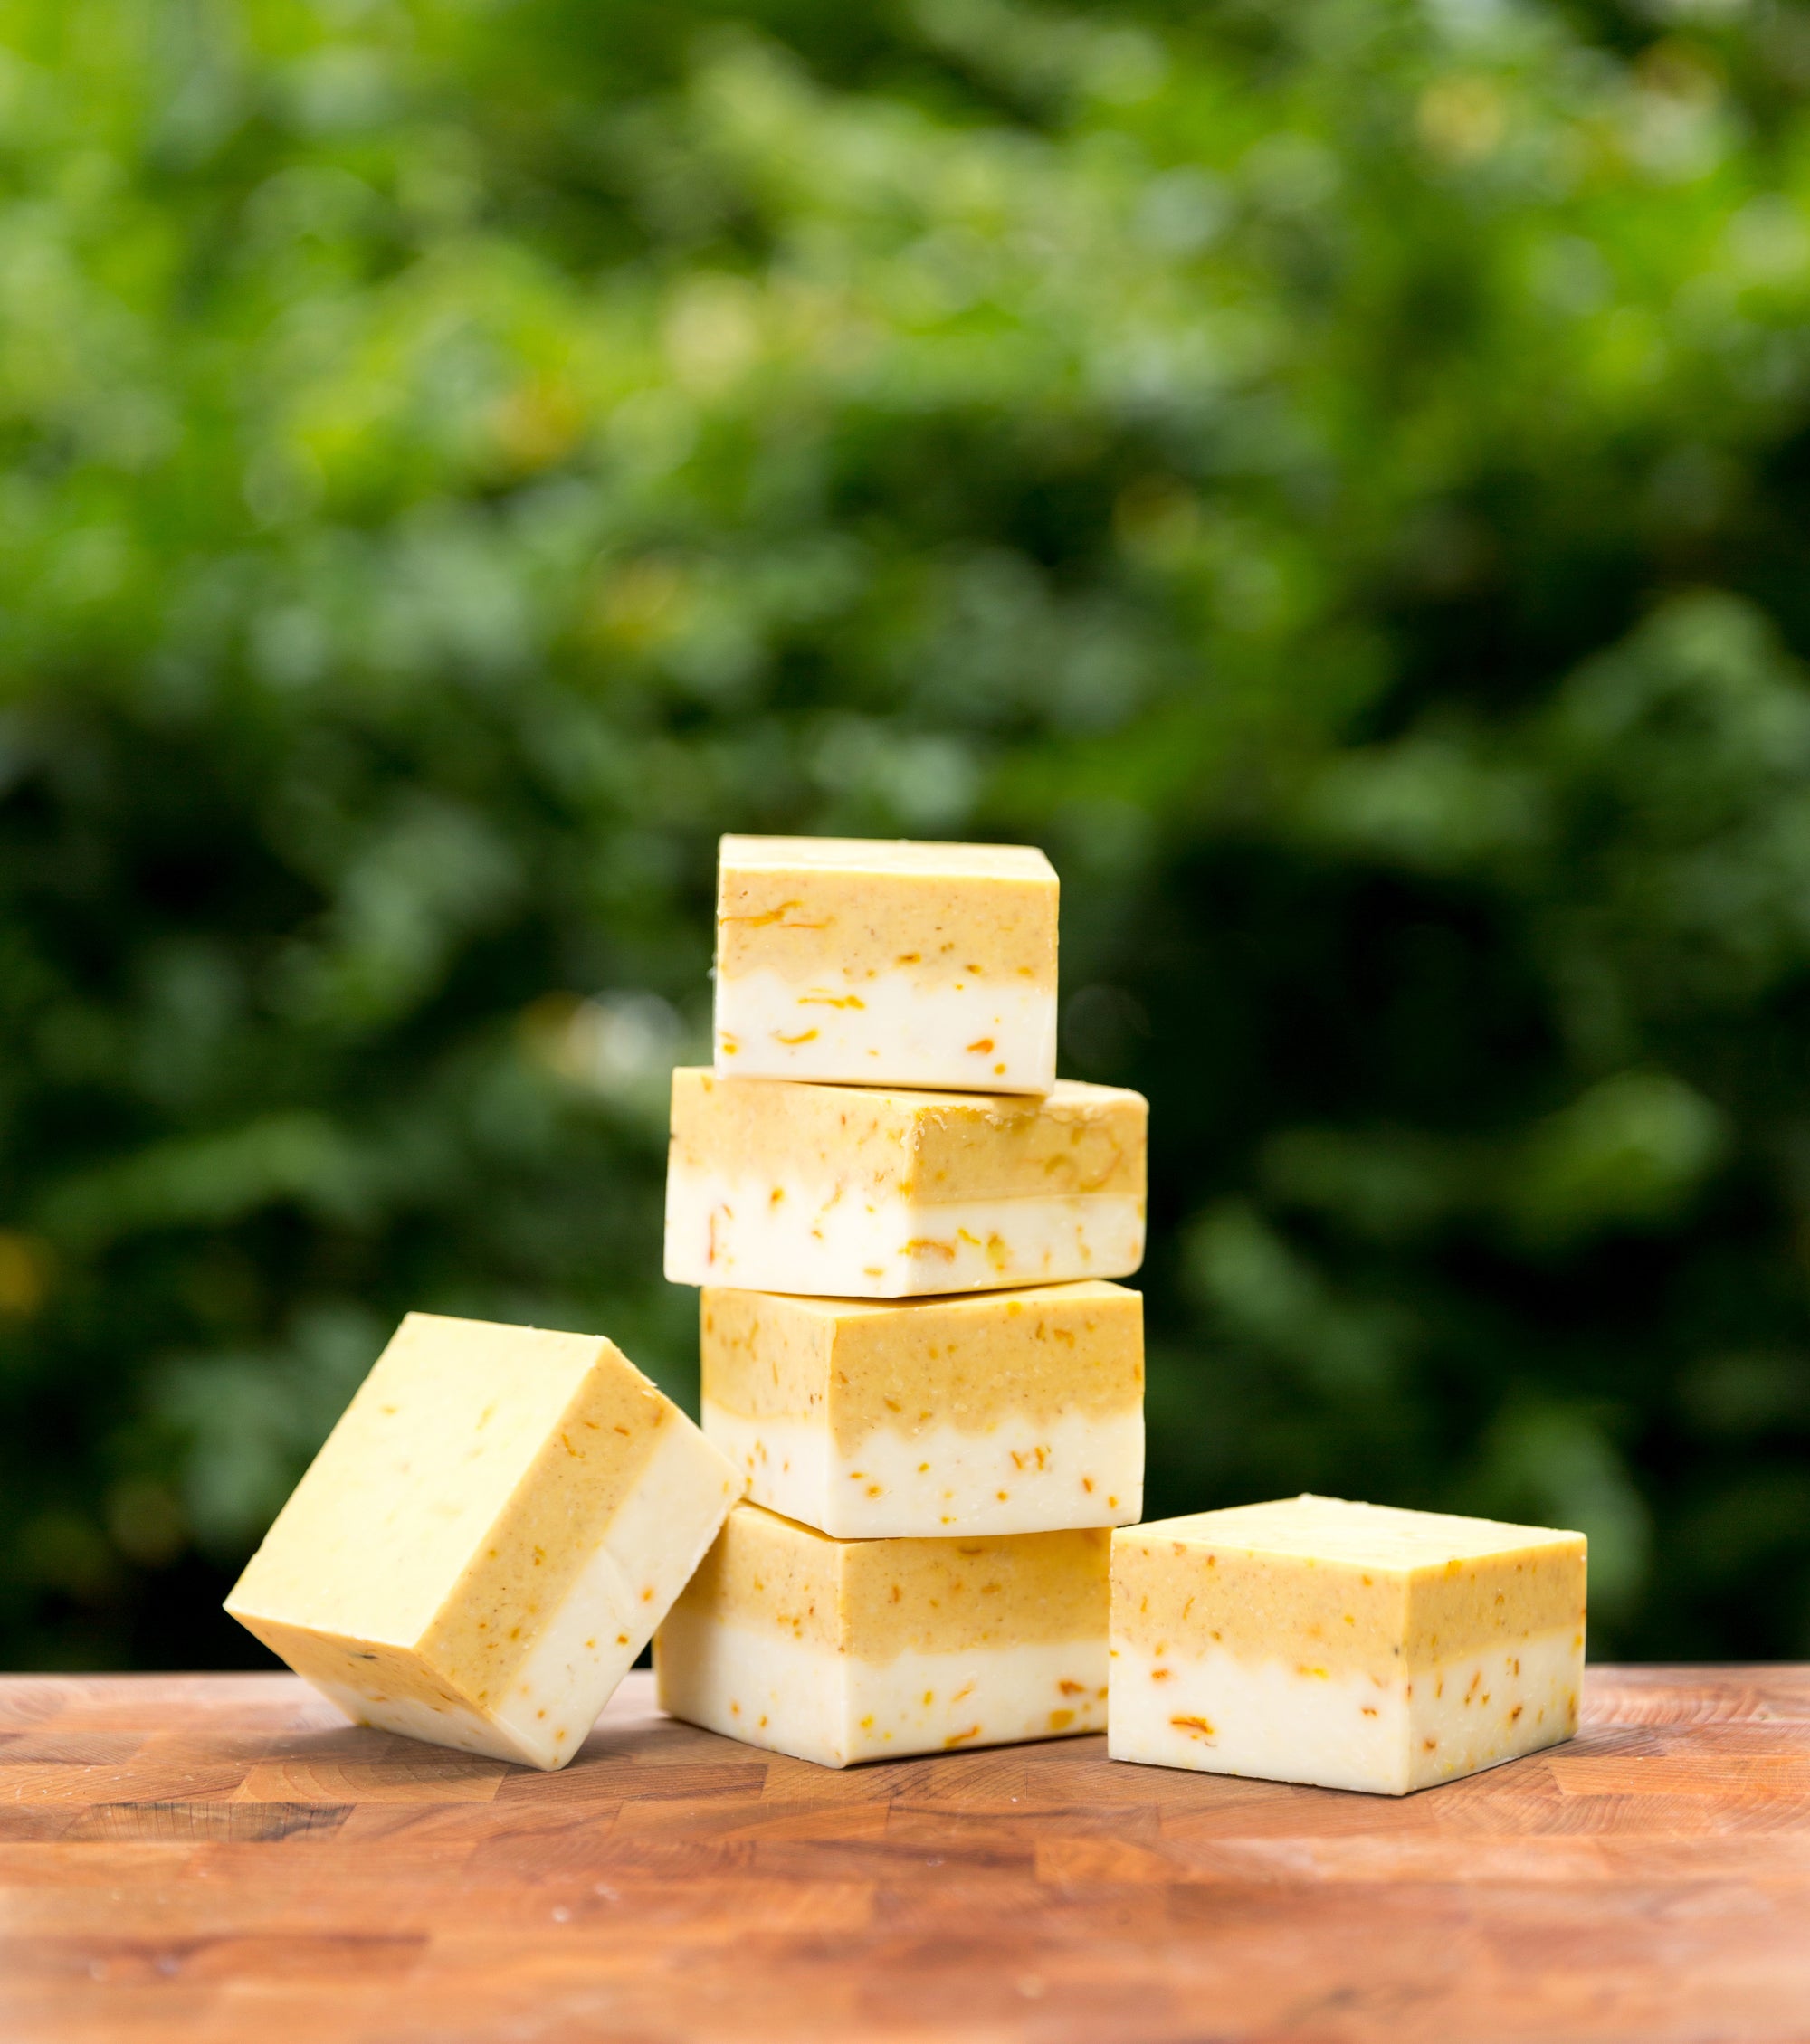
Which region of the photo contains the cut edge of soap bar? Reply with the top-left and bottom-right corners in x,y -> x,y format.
712,839 -> 1059,1092
1107,1495 -> 1587,1796
656,1500 -> 1110,1766
224,1312 -> 744,1770
699,1280 -> 1145,1536
664,1072 -> 1148,1297
1106,1627 -> 1584,1796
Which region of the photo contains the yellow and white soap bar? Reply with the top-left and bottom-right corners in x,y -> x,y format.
701,1281 -> 1144,1537
225,1313 -> 742,1771
1109,1495 -> 1586,1795
714,835 -> 1059,1095
664,1070 -> 1146,1298
657,1502 -> 1110,1766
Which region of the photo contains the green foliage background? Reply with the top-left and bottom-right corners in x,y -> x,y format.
5,0 -> 1810,1669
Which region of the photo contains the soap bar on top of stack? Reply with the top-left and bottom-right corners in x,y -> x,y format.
662,1069 -> 1147,1298
225,1313 -> 741,1771
1108,1494 -> 1587,1795
713,834 -> 1058,1094
658,832 -> 1148,1768
658,1503 -> 1110,1767
700,1280 -> 1143,1537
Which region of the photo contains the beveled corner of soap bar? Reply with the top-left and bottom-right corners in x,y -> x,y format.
713,834 -> 1059,1094
655,1500 -> 1110,1767
224,1311 -> 742,1771
1109,1495 -> 1587,1796
700,1280 -> 1145,1537
664,1069 -> 1147,1298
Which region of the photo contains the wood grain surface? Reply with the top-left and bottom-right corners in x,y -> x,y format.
2,1667 -> 1806,2043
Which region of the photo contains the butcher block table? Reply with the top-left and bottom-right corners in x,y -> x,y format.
3,1668 -> 1807,2043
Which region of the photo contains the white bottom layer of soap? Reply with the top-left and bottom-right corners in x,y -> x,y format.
713,967 -> 1055,1095
1107,1627 -> 1583,1794
703,1402 -> 1143,1538
665,1168 -> 1145,1298
310,1421 -> 742,1770
656,1610 -> 1109,1766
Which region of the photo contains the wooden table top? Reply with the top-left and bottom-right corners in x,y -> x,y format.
3,1666 -> 1807,2043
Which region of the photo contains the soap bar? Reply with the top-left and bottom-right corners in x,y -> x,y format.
1109,1494 -> 1586,1795
701,1281 -> 1144,1538
656,1502 -> 1110,1766
713,835 -> 1059,1094
663,1070 -> 1146,1298
225,1313 -> 742,1771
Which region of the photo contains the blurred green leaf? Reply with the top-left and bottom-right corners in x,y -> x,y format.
1504,1071 -> 1730,1249
5,0 -> 1810,1667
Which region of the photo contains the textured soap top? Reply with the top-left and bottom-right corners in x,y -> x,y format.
719,835 -> 1054,880
1138,1495 -> 1583,1571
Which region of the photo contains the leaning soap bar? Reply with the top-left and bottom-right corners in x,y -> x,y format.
656,1501 -> 1110,1766
713,835 -> 1058,1094
225,1313 -> 742,1771
663,1070 -> 1146,1298
1109,1494 -> 1586,1795
701,1281 -> 1144,1537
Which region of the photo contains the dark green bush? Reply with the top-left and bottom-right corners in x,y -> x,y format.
5,0 -> 1810,1668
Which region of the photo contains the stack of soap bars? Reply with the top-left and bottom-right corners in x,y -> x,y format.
654,835 -> 1149,1765
220,828 -> 1588,1796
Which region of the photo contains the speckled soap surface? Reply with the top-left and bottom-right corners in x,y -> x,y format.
1109,1494 -> 1587,1795
712,834 -> 1059,1094
662,1069 -> 1146,1298
700,1280 -> 1144,1537
226,1312 -> 741,1769
656,1499 -> 1110,1767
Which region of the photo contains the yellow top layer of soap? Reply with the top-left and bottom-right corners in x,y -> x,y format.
716,834 -> 1057,989
668,1070 -> 1145,1203
1112,1495 -> 1586,1679
674,1500 -> 1109,1661
701,1281 -> 1143,1448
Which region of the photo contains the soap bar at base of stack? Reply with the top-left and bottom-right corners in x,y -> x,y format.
714,835 -> 1058,1094
663,1070 -> 1146,1298
1109,1494 -> 1586,1795
656,1501 -> 1110,1766
701,1281 -> 1144,1537
225,1313 -> 743,1771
